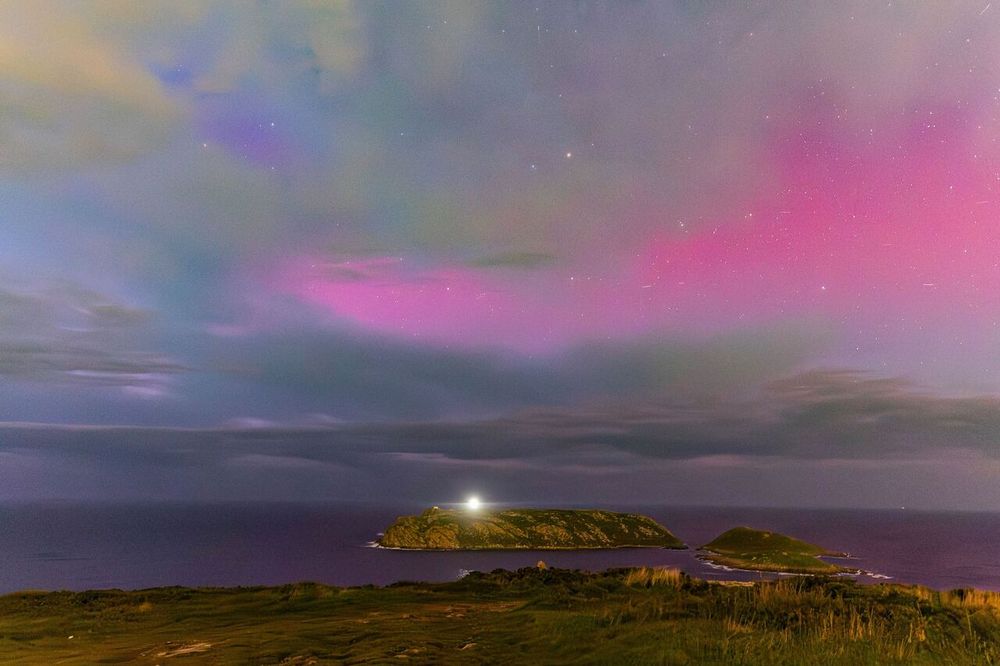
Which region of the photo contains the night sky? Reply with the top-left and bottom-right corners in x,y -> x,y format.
2,1 -> 1000,508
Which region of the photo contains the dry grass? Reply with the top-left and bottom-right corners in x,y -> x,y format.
911,585 -> 1000,613
623,566 -> 684,588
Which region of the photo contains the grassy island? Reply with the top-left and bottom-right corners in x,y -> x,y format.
378,507 -> 685,550
2,568 -> 999,664
700,527 -> 851,575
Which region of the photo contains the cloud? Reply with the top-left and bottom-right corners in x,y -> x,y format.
227,453 -> 349,473
411,369 -> 1000,462
206,326 -> 569,420
6,370 -> 999,466
312,369 -> 1000,463
0,2 -> 184,171
3,369 -> 1000,506
465,252 -> 556,269
0,282 -> 183,392
173,0 -> 366,95
201,320 -> 821,421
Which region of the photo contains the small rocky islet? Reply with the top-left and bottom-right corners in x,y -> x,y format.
698,526 -> 855,575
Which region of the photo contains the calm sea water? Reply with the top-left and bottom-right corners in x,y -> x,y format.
1,503 -> 998,593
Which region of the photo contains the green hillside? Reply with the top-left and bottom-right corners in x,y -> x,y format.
2,568 -> 999,664
378,507 -> 686,549
700,527 -> 849,574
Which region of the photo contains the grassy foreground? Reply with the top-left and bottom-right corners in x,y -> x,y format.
699,527 -> 849,575
379,507 -> 685,549
0,569 -> 1000,664
2,568 -> 1000,664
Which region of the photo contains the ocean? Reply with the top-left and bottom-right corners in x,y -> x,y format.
1,503 -> 998,593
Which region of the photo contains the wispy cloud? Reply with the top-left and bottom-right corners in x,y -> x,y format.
0,283 -> 183,394
2,370 -> 999,506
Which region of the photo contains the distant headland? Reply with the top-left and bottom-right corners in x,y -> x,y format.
377,506 -> 686,550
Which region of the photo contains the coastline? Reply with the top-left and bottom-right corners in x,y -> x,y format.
369,539 -> 894,581
698,556 -> 892,581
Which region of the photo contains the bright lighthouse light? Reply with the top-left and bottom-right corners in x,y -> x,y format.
466,496 -> 481,510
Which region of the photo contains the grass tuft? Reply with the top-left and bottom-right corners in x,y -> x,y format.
624,567 -> 684,588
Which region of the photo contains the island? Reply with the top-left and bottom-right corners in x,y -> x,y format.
699,526 -> 853,574
377,506 -> 686,550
